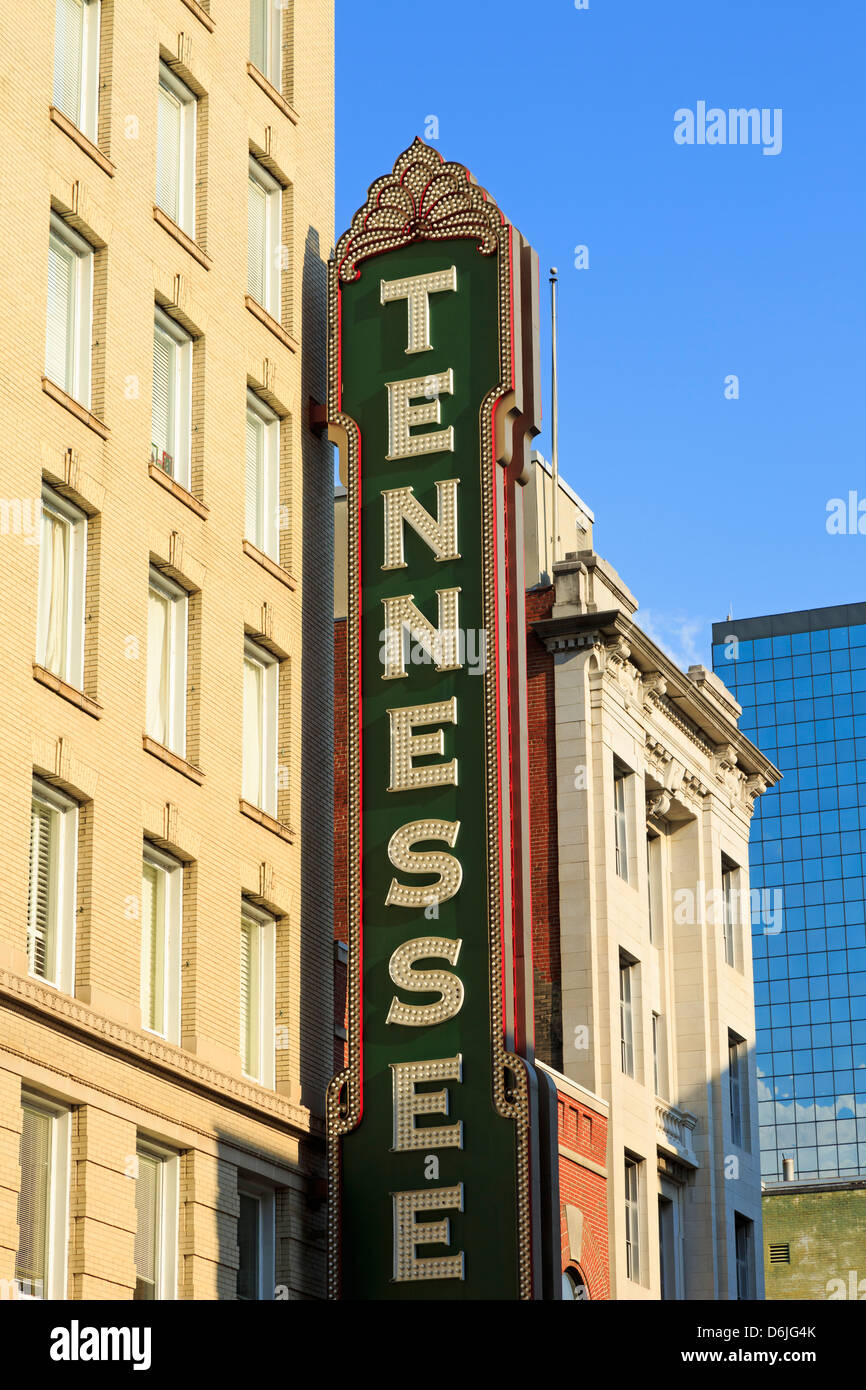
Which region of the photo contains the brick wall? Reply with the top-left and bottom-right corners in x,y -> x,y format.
556,1087 -> 610,1300
763,1186 -> 866,1300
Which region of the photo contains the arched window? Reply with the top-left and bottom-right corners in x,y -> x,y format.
562,1267 -> 590,1300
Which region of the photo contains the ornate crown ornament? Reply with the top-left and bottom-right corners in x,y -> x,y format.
335,137 -> 507,282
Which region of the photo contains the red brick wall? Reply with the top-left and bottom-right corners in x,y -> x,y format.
557,1090 -> 610,1301
526,587 -> 562,1069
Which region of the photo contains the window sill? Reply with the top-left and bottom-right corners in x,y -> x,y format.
243,539 -> 296,590
33,664 -> 102,718
153,206 -> 212,270
180,0 -> 214,31
244,295 -> 298,352
41,378 -> 109,439
148,462 -> 209,519
49,106 -> 115,176
143,735 -> 204,784
239,798 -> 293,843
246,62 -> 298,124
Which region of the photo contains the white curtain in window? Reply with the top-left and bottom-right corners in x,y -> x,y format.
46,234 -> 75,392
28,800 -> 56,981
15,1107 -> 52,1298
246,410 -> 263,548
37,507 -> 70,678
248,176 -> 267,306
147,587 -> 171,745
157,83 -> 181,224
243,657 -> 264,807
134,1153 -> 160,1300
152,325 -> 175,466
54,0 -> 84,125
141,861 -> 166,1034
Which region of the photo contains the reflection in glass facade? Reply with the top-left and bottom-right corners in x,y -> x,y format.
712,606 -> 866,1182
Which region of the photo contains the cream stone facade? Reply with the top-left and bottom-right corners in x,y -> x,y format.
531,476 -> 781,1300
0,0 -> 334,1299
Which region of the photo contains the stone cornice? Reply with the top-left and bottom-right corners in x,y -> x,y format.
0,968 -> 320,1140
532,609 -> 780,786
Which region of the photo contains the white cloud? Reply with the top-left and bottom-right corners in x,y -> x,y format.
638,609 -> 710,673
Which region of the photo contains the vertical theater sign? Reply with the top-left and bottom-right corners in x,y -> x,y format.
328,140 -> 551,1299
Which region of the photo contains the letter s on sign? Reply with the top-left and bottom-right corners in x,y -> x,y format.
386,937 -> 464,1027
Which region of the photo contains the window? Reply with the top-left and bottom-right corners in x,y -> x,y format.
248,157 -> 281,320
134,1143 -> 178,1301
46,213 -> 93,406
729,1031 -> 748,1148
237,1181 -> 276,1300
146,569 -> 188,755
157,63 -> 196,235
735,1214 -> 754,1300
561,1268 -> 588,1300
722,858 -> 738,967
240,901 -> 276,1087
620,954 -> 635,1077
15,1097 -> 70,1300
646,831 -> 660,942
613,761 -> 629,881
53,0 -> 100,142
658,1196 -> 676,1300
624,1156 -> 641,1283
152,309 -> 192,487
652,1012 -> 664,1098
245,391 -> 280,560
141,846 -> 182,1043
242,638 -> 278,815
250,0 -> 282,90
37,486 -> 87,689
28,779 -> 78,993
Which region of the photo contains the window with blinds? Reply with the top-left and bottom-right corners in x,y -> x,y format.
37,486 -> 87,689
245,392 -> 279,560
134,1150 -> 161,1300
240,913 -> 262,1079
15,1105 -> 53,1299
157,64 -> 196,236
53,0 -> 100,142
151,309 -> 192,486
624,1156 -> 642,1284
242,638 -> 278,815
249,0 -> 282,90
146,569 -> 188,756
28,780 -> 78,994
248,158 -> 281,320
28,798 -> 58,982
46,214 -> 93,406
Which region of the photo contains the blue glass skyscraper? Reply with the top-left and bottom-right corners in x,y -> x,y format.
712,605 -> 866,1182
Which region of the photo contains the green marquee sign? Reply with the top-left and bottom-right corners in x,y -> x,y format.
327,140 -> 549,1300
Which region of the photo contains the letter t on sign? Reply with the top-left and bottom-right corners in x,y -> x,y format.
380,267 -> 458,354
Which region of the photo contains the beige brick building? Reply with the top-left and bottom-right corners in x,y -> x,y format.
0,0 -> 334,1299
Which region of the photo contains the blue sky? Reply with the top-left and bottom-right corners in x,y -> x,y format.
335,0 -> 866,670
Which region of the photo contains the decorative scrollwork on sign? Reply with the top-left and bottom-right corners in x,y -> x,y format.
335,137 -> 506,282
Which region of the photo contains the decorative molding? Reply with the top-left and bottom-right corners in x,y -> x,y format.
32,732 -> 98,800
645,788 -> 671,819
656,1100 -> 699,1168
334,137 -> 506,283
0,966 -> 316,1137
